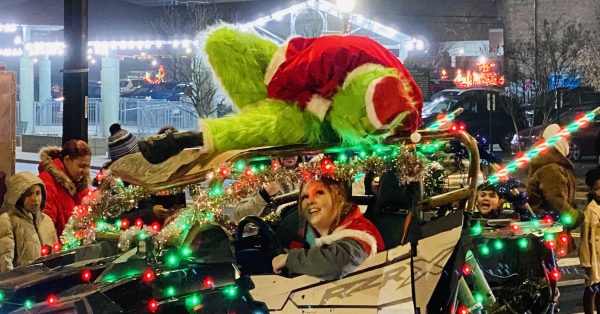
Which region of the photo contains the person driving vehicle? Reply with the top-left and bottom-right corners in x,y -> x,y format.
271,176 -> 384,280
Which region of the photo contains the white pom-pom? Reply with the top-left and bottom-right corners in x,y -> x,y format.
410,132 -> 422,143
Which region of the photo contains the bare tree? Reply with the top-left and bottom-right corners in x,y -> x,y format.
505,19 -> 592,130
150,3 -> 229,119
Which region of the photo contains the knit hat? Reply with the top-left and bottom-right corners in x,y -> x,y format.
542,124 -> 569,157
108,123 -> 139,161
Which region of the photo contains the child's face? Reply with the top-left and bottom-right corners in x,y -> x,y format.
592,179 -> 600,202
476,190 -> 500,216
22,185 -> 43,213
300,181 -> 337,234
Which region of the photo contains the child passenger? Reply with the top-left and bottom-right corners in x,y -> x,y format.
580,167 -> 600,314
0,172 -> 58,273
271,177 -> 384,280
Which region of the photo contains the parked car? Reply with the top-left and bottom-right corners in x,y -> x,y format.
120,82 -> 177,99
119,78 -> 144,94
513,104 -> 600,161
422,88 -> 527,151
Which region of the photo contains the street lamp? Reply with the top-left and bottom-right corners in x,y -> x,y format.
337,0 -> 355,35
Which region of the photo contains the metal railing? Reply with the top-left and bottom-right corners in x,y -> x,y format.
18,98 -> 200,137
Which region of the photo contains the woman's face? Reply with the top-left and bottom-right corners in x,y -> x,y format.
300,181 -> 338,234
64,155 -> 91,183
22,185 -> 42,213
592,179 -> 600,202
476,190 -> 500,216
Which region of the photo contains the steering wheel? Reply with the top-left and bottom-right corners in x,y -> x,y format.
235,216 -> 285,274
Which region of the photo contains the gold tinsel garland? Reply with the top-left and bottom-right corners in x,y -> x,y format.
63,144 -> 444,252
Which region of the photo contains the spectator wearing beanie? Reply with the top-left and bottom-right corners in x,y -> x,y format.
108,123 -> 139,162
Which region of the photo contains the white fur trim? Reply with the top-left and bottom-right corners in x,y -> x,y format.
315,229 -> 378,257
264,42 -> 289,85
365,77 -> 387,129
342,63 -> 387,89
305,94 -> 332,121
410,132 -> 422,143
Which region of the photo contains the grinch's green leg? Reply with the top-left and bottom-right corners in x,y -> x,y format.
201,99 -> 324,153
328,64 -> 414,146
204,27 -> 278,109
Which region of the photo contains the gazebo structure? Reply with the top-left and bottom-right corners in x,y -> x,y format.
0,0 -> 422,138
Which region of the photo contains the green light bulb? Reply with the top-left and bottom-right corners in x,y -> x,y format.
470,222 -> 483,236
24,299 -> 34,309
166,254 -> 179,267
0,291 -> 5,302
96,220 -> 107,231
259,164 -> 267,171
181,246 -> 192,257
235,160 -> 246,171
205,213 -> 215,221
165,286 -> 176,297
224,285 -> 238,298
493,239 -> 504,250
561,214 -> 573,225
337,153 -> 348,162
518,238 -> 528,249
474,292 -> 484,303
544,233 -> 555,241
480,245 -> 490,255
532,219 -> 540,228
209,185 -> 223,197
359,150 -> 368,159
114,219 -> 122,228
186,294 -> 201,308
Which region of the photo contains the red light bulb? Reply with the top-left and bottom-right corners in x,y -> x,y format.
40,245 -> 51,256
81,269 -> 92,281
550,268 -> 561,281
148,298 -> 159,312
559,234 -> 569,244
143,268 -> 155,282
459,124 -> 466,130
546,240 -> 556,250
462,264 -> 472,276
46,294 -> 57,305
151,222 -> 161,232
321,158 -> 335,174
120,219 -> 130,229
558,248 -> 566,256
135,218 -> 144,227
243,168 -> 253,177
543,215 -> 554,225
510,224 -> 521,232
203,277 -> 214,288
271,160 -> 281,170
53,242 -> 62,252
451,124 -> 458,132
219,167 -> 230,177
458,305 -> 469,314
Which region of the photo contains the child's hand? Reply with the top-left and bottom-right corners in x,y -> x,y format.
272,254 -> 288,274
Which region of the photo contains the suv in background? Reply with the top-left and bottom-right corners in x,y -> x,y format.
422,88 -> 527,152
119,78 -> 144,94
512,104 -> 600,161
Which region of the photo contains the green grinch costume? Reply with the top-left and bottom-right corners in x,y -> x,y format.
139,27 -> 423,164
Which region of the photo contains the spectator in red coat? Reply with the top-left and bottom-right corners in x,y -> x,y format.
38,140 -> 91,237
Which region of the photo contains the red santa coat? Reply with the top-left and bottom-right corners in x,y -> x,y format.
38,148 -> 90,237
265,35 -> 422,131
291,206 -> 385,255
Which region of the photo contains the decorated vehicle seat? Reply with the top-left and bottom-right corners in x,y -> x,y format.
365,170 -> 420,249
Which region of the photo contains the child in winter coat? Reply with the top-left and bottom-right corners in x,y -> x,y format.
271,177 -> 384,280
580,167 -> 600,314
0,172 -> 58,273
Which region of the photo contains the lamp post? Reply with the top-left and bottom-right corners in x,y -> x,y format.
337,0 -> 355,35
